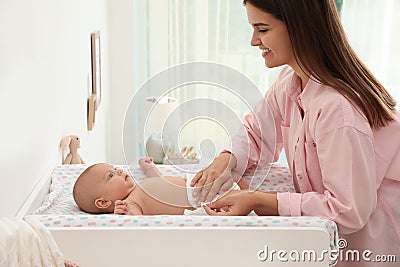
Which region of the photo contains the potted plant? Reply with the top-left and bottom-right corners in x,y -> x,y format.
335,0 -> 344,16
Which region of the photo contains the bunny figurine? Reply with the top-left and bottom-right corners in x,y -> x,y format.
63,135 -> 86,164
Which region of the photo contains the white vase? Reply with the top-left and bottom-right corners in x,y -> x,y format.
145,133 -> 170,164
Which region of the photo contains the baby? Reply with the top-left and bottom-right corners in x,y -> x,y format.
73,158 -> 245,215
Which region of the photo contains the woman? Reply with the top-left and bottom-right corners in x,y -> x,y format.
191,0 -> 400,265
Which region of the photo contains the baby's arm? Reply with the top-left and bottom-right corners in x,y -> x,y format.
138,157 -> 162,178
114,200 -> 143,215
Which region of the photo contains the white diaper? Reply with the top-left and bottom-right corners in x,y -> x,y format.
185,173 -> 239,208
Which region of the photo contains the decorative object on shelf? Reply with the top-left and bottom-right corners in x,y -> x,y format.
145,133 -> 171,164
163,146 -> 199,165
60,135 -> 86,164
144,96 -> 177,141
144,96 -> 177,163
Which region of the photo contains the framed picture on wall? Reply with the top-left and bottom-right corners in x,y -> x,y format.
91,31 -> 102,110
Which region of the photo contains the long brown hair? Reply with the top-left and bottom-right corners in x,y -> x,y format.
243,0 -> 397,129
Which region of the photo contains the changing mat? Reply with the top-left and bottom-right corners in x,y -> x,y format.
25,163 -> 338,250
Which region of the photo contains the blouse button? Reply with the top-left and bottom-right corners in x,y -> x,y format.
297,173 -> 303,179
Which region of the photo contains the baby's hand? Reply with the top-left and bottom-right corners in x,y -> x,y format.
138,157 -> 157,174
114,200 -> 129,215
138,157 -> 154,165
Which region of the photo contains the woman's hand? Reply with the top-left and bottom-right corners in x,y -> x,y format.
204,190 -> 255,216
191,152 -> 237,204
204,190 -> 278,216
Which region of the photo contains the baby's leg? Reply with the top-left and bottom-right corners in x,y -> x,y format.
138,157 -> 162,178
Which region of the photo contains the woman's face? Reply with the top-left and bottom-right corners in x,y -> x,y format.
246,3 -> 295,69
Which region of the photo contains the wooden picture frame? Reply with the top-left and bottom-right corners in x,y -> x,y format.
91,31 -> 101,110
87,94 -> 96,131
87,31 -> 101,131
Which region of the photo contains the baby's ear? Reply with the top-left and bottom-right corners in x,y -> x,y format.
95,197 -> 112,209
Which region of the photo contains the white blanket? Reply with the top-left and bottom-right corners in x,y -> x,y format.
0,217 -> 64,267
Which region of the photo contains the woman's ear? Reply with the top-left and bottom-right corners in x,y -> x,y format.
95,197 -> 112,209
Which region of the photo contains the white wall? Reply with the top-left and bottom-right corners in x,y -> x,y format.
107,0 -> 136,164
0,0 -> 109,217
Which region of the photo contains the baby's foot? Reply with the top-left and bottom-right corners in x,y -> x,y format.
138,157 -> 155,172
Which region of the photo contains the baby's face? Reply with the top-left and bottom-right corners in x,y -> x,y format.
91,163 -> 136,202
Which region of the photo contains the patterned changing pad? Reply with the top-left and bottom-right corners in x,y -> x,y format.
25,164 -> 338,250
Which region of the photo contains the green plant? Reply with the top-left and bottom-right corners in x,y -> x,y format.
335,0 -> 344,16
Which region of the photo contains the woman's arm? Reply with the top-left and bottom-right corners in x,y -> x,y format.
253,191 -> 279,216
204,190 -> 278,216
279,127 -> 376,234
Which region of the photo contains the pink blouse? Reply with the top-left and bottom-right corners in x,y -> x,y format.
226,66 -> 400,266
